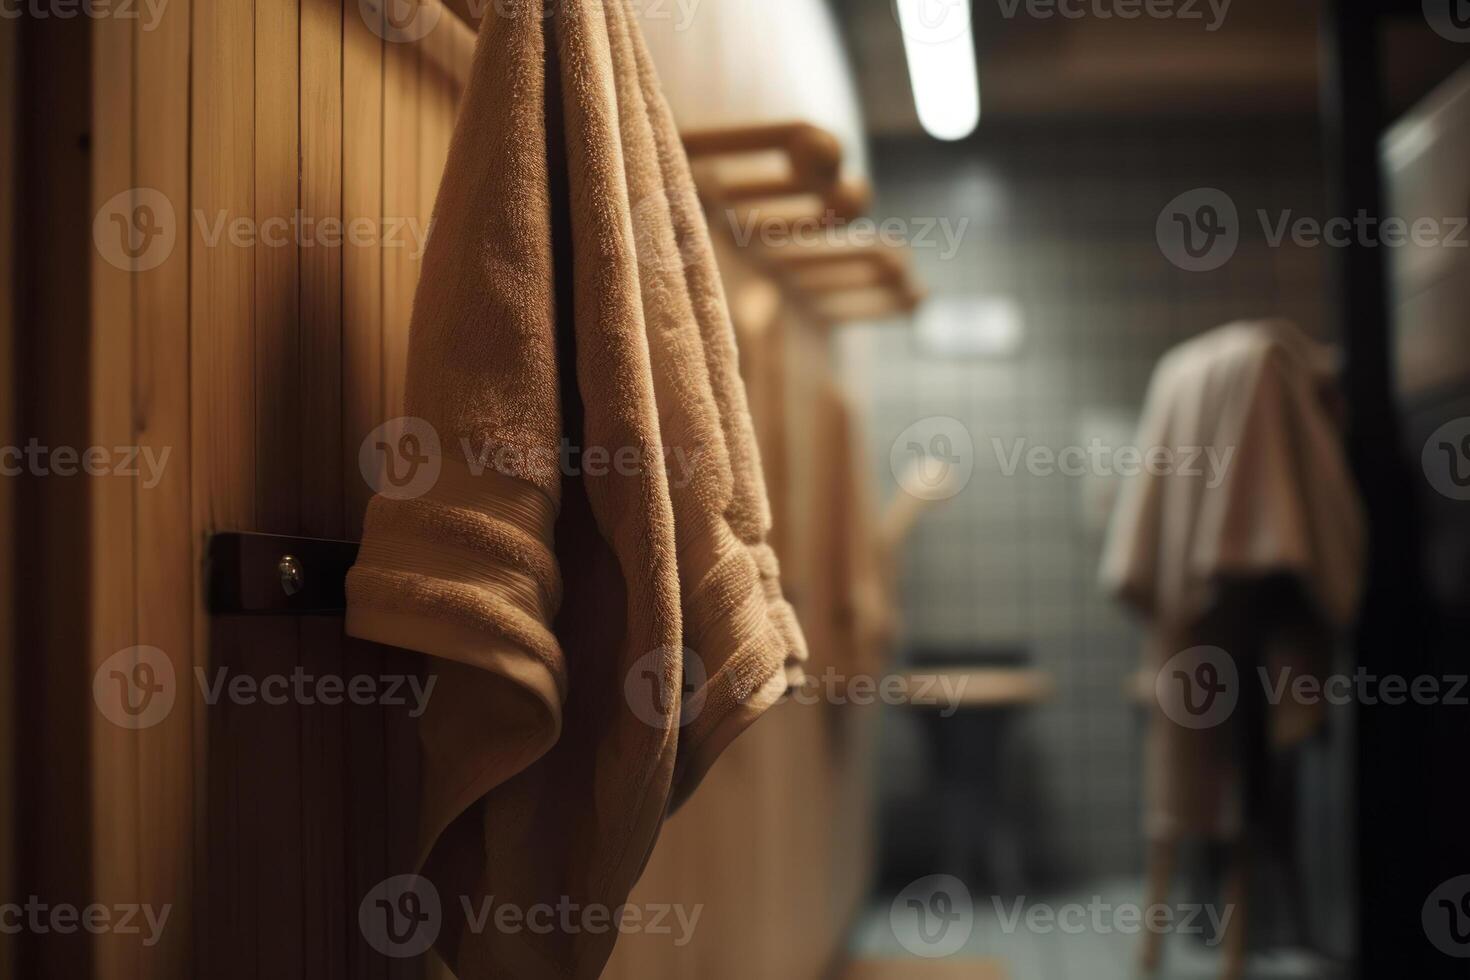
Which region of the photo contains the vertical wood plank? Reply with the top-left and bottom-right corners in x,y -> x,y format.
419,17 -> 453,230
301,0 -> 349,977
380,23 -> 419,421
342,0 -> 384,541
343,4 -> 389,979
252,0 -> 307,972
192,0 -> 257,975
381,26 -> 424,980
134,0 -> 197,976
14,22 -> 96,978
300,0 -> 345,545
0,14 -> 16,978
90,13 -> 140,980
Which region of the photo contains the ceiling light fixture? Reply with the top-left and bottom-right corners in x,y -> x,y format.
895,0 -> 981,141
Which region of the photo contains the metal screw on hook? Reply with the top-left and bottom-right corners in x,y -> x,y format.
278,554 -> 304,597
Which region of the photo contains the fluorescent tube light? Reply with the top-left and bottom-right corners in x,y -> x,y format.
895,0 -> 981,141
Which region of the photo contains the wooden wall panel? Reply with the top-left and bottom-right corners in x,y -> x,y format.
57,3 -> 874,977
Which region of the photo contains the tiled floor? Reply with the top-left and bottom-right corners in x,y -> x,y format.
849,878 -> 1348,980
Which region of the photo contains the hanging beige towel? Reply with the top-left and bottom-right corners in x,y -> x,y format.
345,1 -> 805,975
1100,318 -> 1365,839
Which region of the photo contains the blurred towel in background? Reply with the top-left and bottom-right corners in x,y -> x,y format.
1100,318 -> 1366,839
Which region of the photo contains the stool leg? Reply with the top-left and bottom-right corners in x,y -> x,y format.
1220,840 -> 1249,980
1140,837 -> 1178,975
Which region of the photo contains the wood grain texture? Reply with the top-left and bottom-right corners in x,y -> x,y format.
192,0 -> 256,975
380,23 -> 420,424
0,14 -> 17,978
300,3 -> 349,979
341,4 -> 392,979
134,1 -> 196,976
251,0 -> 308,974
89,16 -> 140,980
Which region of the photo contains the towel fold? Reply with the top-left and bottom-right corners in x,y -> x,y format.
345,2 -> 805,974
1100,318 -> 1364,630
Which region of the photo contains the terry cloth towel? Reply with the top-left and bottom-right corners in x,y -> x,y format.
344,0 -> 806,975
1099,318 -> 1365,839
